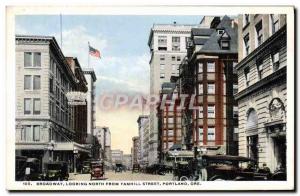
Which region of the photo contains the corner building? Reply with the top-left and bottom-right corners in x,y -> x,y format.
235,14 -> 287,172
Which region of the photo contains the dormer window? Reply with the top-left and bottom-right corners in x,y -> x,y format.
221,40 -> 230,50
217,29 -> 224,35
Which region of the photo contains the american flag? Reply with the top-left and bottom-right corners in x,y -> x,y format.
89,45 -> 101,59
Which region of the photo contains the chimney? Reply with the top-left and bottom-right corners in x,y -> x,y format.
210,17 -> 221,29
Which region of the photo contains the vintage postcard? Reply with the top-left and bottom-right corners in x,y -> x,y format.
5,5 -> 295,191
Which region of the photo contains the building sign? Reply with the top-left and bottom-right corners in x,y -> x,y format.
66,92 -> 87,105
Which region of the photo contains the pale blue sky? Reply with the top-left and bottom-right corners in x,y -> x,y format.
15,15 -> 203,153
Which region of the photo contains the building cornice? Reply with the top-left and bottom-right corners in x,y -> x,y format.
235,25 -> 286,70
235,66 -> 286,101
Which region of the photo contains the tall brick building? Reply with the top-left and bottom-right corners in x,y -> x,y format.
180,16 -> 239,155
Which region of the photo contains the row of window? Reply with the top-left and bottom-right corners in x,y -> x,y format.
199,127 -> 215,141
158,36 -> 181,51
244,51 -> 280,87
198,105 -> 238,118
160,72 -> 179,79
160,64 -> 179,71
159,55 -> 182,62
198,83 -> 215,94
198,62 -> 216,73
243,14 -> 280,56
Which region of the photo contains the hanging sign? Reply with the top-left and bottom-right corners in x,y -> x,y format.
66,92 -> 87,105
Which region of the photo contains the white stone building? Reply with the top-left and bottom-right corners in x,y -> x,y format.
15,35 -> 89,172
147,23 -> 198,165
235,14 -> 287,172
94,126 -> 112,168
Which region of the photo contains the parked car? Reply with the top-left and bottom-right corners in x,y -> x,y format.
24,158 -> 43,181
173,161 -> 193,181
82,161 -> 91,174
132,164 -> 140,173
15,156 -> 27,181
90,161 -> 105,180
43,161 -> 69,181
194,155 -> 272,181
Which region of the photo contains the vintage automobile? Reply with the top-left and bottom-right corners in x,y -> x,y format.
115,163 -> 123,173
132,163 -> 140,173
82,161 -> 91,174
24,158 -> 43,181
90,161 -> 105,180
15,155 -> 27,181
193,155 -> 272,181
43,161 -> 69,181
173,161 -> 193,181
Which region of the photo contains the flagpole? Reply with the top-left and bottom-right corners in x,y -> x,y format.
60,14 -> 63,49
88,42 -> 90,68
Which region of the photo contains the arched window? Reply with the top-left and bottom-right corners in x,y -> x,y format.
246,109 -> 258,130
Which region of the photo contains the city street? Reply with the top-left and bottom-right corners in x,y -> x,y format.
69,171 -> 173,181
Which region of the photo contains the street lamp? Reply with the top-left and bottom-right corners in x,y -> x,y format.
47,140 -> 55,162
73,147 -> 78,174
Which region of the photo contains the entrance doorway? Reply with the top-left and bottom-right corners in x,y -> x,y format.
247,135 -> 258,163
273,136 -> 286,171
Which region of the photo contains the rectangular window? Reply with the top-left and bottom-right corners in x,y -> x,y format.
256,21 -> 263,47
207,127 -> 215,141
172,64 -> 176,71
221,40 -> 230,50
199,83 -> 203,94
256,59 -> 263,79
172,56 -> 176,61
160,55 -> 165,61
168,130 -> 174,136
160,64 -> 165,70
24,52 -> 41,67
33,125 -> 40,141
207,62 -> 215,72
33,98 -> 41,115
24,98 -> 31,114
158,36 -> 167,45
198,62 -> 203,73
168,118 -> 174,124
218,29 -> 224,35
50,78 -> 54,93
233,84 -> 238,95
271,14 -> 279,34
160,73 -> 165,79
233,106 -> 239,118
25,125 -> 32,141
177,56 -> 181,62
172,36 -> 180,43
33,53 -> 41,67
199,106 -> 203,118
207,83 -> 215,94
199,127 -> 203,141
244,34 -> 250,56
244,67 -> 250,86
24,75 -> 31,90
243,14 -> 250,27
24,52 -> 32,67
234,127 -> 239,134
272,52 -> 280,71
33,75 -> 41,90
207,105 -> 215,118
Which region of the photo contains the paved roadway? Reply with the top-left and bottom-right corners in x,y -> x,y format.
69,171 -> 173,181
